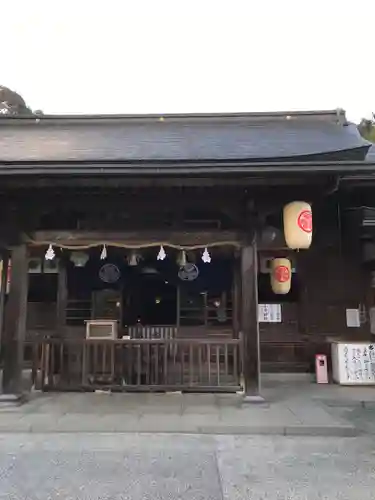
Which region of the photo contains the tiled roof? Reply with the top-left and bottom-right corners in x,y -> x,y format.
366,145 -> 375,162
0,110 -> 370,163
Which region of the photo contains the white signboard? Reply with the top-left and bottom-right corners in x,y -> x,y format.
258,304 -> 282,323
346,309 -> 360,328
333,343 -> 375,384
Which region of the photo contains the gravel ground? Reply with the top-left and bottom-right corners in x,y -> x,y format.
0,433 -> 374,499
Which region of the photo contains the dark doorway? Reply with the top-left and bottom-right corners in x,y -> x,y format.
126,275 -> 177,325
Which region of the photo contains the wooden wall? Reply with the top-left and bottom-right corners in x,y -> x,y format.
259,245 -> 370,372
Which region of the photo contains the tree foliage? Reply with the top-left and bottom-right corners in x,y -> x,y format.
358,114 -> 375,143
0,86 -> 34,115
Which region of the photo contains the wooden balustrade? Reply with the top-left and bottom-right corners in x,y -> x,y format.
128,325 -> 177,340
31,337 -> 242,392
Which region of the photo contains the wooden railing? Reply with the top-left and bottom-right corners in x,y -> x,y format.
128,325 -> 177,340
31,338 -> 242,392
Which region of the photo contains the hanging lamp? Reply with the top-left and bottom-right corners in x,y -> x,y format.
177,250 -> 187,267
270,257 -> 292,295
128,251 -> 140,266
70,251 -> 89,267
283,201 -> 313,249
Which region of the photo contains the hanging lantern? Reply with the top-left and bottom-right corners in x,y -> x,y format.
157,245 -> 166,261
128,251 -> 140,266
45,244 -> 55,261
100,244 -> 107,260
202,247 -> 211,263
283,201 -> 312,249
177,250 -> 187,267
271,257 -> 291,295
70,251 -> 89,267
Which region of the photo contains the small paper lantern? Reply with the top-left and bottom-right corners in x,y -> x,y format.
271,258 -> 291,295
283,201 -> 312,249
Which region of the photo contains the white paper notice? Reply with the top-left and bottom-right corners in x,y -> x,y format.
339,343 -> 375,383
346,309 -> 360,328
258,304 -> 282,323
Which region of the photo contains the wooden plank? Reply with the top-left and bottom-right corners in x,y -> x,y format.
48,343 -> 55,387
176,287 -> 181,328
163,343 -> 168,385
241,239 -> 262,397
2,244 -> 28,394
233,343 -> 238,380
81,342 -> 87,385
224,344 -> 229,378
154,344 -> 159,385
216,345 -> 220,386
207,344 -> 211,385
189,344 -> 194,385
198,346 -> 203,383
56,258 -> 68,336
136,346 -> 141,385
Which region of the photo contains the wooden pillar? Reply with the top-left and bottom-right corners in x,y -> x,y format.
0,251 -> 9,358
56,258 -> 68,336
232,255 -> 241,338
241,237 -> 263,401
176,286 -> 181,328
2,244 -> 28,394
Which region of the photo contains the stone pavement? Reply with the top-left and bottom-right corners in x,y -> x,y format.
1,379 -> 375,436
1,433 -> 375,499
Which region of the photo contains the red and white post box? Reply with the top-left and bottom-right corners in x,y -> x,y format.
315,354 -> 328,384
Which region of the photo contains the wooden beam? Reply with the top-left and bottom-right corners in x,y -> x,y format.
0,175 -> 332,190
2,244 -> 28,394
240,237 -> 263,401
26,230 -> 243,248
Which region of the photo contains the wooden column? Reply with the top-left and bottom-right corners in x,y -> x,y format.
2,244 -> 28,394
0,251 -> 9,358
232,256 -> 241,338
241,237 -> 263,401
56,258 -> 68,336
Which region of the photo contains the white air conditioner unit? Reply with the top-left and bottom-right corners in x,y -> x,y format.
85,320 -> 118,340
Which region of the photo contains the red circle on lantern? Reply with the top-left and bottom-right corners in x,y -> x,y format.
297,210 -> 312,233
274,265 -> 290,283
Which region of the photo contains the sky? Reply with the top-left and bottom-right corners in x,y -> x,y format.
1,0 -> 374,123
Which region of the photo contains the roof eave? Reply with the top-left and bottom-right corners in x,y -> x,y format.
0,159 -> 375,176
0,109 -> 347,126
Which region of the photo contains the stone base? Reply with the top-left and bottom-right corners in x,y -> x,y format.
0,393 -> 27,405
242,394 -> 266,404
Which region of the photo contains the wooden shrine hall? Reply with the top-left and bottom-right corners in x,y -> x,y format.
0,109 -> 374,398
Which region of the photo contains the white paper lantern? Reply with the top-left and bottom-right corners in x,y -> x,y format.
283,201 -> 312,249
271,258 -> 291,295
